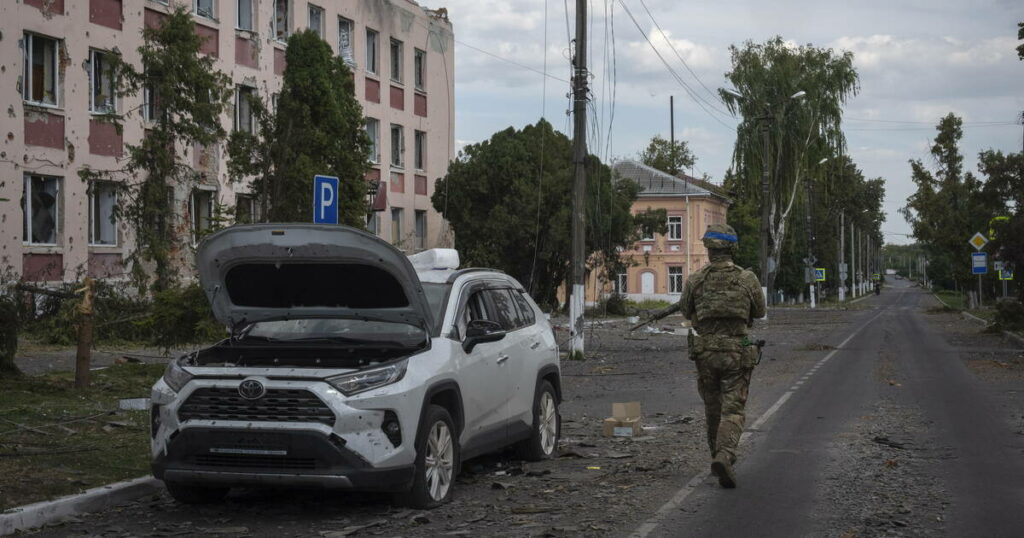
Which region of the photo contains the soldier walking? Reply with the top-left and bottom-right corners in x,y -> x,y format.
634,223 -> 765,488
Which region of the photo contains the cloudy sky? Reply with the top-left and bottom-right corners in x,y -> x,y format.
435,0 -> 1024,245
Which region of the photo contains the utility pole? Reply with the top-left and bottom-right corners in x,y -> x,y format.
670,96 -> 675,154
851,222 -> 857,298
839,212 -> 845,302
804,179 -> 816,308
568,0 -> 588,359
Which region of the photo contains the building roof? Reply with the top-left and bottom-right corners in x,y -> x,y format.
613,160 -> 730,204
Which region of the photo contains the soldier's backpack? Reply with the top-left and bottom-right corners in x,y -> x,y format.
692,263 -> 753,321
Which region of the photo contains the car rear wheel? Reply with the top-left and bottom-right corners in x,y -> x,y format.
397,404 -> 458,508
517,380 -> 560,461
165,482 -> 229,504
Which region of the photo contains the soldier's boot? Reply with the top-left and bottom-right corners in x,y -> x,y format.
710,452 -> 737,489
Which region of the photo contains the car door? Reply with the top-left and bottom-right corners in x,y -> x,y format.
452,286 -> 514,450
504,289 -> 547,433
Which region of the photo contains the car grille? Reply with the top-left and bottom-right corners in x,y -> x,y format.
192,454 -> 317,470
178,387 -> 335,425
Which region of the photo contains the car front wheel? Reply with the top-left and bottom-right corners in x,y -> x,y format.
518,380 -> 560,461
398,404 -> 458,508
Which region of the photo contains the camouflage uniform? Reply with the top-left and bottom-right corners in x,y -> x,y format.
679,224 -> 766,487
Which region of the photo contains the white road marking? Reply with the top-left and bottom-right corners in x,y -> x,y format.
630,310 -> 885,538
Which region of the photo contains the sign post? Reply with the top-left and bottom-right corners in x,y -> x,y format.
968,232 -> 988,308
999,268 -> 1013,298
313,175 -> 340,225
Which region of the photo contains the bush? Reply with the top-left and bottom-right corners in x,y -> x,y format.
994,299 -> 1024,331
143,283 -> 225,351
603,293 -> 628,316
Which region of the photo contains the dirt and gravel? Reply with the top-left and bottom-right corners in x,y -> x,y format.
15,288 -> 1024,538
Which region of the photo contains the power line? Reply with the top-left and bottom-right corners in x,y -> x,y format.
454,39 -> 569,84
846,123 -> 1016,132
636,0 -> 728,116
616,0 -> 735,131
846,116 -> 1016,125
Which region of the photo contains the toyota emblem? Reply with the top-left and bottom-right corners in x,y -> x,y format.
238,379 -> 266,400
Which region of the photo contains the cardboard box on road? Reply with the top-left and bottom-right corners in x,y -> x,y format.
603,402 -> 642,437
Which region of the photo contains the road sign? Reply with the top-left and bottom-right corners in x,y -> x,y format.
840,272 -> 848,281
971,252 -> 987,274
994,261 -> 1004,271
999,269 -> 1014,281
814,268 -> 826,282
839,263 -> 848,273
313,175 -> 339,224
968,232 -> 988,251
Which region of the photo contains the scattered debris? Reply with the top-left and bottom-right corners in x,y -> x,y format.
872,436 -> 907,449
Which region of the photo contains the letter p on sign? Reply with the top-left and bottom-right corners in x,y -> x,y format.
313,175 -> 339,224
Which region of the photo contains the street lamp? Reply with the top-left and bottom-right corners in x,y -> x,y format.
721,87 -> 806,304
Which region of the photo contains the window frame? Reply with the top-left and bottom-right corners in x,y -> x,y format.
22,174 -> 62,246
88,181 -> 119,247
414,48 -> 426,91
390,123 -> 405,169
22,32 -> 61,108
667,215 -> 683,241
390,207 -> 404,245
234,85 -> 256,133
189,187 -> 217,245
234,193 -> 257,224
616,273 -> 628,294
193,0 -> 216,20
365,117 -> 380,164
236,0 -> 254,31
414,130 -> 426,171
338,17 -> 355,66
414,209 -> 427,250
668,266 -> 684,294
88,49 -> 117,115
274,0 -> 290,42
307,3 -> 324,38
390,38 -> 403,84
365,28 -> 379,75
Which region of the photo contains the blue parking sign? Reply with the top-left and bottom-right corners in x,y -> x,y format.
971,252 -> 987,274
313,175 -> 339,224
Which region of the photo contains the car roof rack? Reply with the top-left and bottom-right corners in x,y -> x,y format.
445,267 -> 505,284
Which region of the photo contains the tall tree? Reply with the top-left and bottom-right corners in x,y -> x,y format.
432,120 -> 644,307
901,114 -> 988,290
977,149 -> 1024,299
227,30 -> 370,225
639,135 -> 695,176
81,8 -> 231,293
719,37 -> 859,294
1017,22 -> 1024,60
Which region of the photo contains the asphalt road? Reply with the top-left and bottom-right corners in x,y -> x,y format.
640,281 -> 1024,538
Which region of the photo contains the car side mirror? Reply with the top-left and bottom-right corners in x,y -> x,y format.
463,319 -> 506,353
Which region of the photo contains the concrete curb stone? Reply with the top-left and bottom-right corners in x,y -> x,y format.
931,293 -> 1024,348
0,476 -> 160,536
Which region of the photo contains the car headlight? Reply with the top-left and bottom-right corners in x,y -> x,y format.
162,358 -> 194,393
327,360 -> 408,396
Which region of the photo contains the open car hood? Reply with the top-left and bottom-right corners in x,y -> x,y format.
196,224 -> 433,332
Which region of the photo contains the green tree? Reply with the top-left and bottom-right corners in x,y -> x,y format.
228,30 -> 370,225
639,135 -> 695,176
719,37 -> 859,295
81,8 -> 231,293
901,114 -> 988,291
1017,22 -> 1024,60
432,120 -> 644,307
977,150 -> 1024,299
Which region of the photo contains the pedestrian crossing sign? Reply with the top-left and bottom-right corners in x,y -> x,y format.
814,268 -> 826,282
1000,269 -> 1014,281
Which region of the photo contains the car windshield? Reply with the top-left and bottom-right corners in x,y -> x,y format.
422,283 -> 450,324
243,318 -> 426,347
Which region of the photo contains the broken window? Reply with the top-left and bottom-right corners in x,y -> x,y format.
308,4 -> 324,38
237,0 -> 253,30
234,85 -> 255,133
668,215 -> 682,240
367,212 -> 380,235
669,266 -> 684,294
414,48 -> 426,91
23,33 -> 59,107
235,194 -> 256,224
414,130 -> 426,170
22,174 -> 61,245
366,28 -> 378,74
414,210 -> 427,250
190,188 -> 215,243
89,50 -> 116,114
390,124 -> 404,168
390,38 -> 403,83
274,0 -> 290,42
194,0 -> 215,19
365,117 -> 380,163
88,181 -> 118,246
338,17 -> 354,67
391,207 -> 403,245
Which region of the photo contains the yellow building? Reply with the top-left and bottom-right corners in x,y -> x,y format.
588,160 -> 731,305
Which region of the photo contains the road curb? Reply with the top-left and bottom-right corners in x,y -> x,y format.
931,293 -> 1024,348
0,476 -> 160,536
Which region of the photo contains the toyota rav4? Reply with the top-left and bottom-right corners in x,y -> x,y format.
149,224 -> 561,507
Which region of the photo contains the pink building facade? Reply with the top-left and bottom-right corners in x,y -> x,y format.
1,0 -> 455,283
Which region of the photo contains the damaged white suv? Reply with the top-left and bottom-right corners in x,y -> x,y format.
150,224 -> 561,508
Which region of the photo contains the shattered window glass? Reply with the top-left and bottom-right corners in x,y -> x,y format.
23,175 -> 60,245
